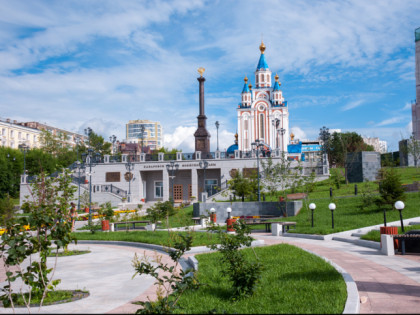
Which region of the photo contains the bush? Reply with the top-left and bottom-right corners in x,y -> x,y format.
376,168 -> 406,209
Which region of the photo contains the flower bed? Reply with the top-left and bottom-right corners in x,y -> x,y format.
76,209 -> 137,221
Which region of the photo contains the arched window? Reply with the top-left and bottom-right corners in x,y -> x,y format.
267,74 -> 269,82
260,74 -> 264,82
256,75 -> 258,83
259,113 -> 264,140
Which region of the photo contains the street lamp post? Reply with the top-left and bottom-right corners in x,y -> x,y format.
199,160 -> 209,198
109,135 -> 117,154
125,155 -> 135,203
75,160 -> 85,212
82,148 -> 100,225
329,203 -> 336,229
18,143 -> 28,175
309,203 -> 316,228
215,121 -> 220,151
166,161 -> 179,205
395,201 -> 405,233
251,139 -> 264,201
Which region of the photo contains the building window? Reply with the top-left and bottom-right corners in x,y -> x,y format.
267,74 -> 269,82
155,181 -> 163,198
259,114 -> 264,140
260,74 -> 264,82
10,130 -> 14,138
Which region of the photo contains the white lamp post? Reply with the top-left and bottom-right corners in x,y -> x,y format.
309,203 -> 316,228
227,207 -> 232,220
210,207 -> 216,223
394,201 -> 405,233
329,203 -> 336,229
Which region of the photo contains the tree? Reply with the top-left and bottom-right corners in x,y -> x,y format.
228,170 -> 258,201
86,131 -> 112,155
406,135 -> 420,168
0,194 -> 16,226
376,168 -> 406,209
0,169 -> 77,310
319,126 -> 331,156
329,132 -> 374,184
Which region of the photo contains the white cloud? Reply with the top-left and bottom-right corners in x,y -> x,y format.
402,102 -> 413,111
290,126 -> 307,141
376,116 -> 405,127
163,126 -> 196,152
342,99 -> 364,111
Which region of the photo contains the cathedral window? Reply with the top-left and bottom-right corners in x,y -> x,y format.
260,74 -> 264,82
256,75 -> 258,83
266,74 -> 269,82
259,114 -> 264,140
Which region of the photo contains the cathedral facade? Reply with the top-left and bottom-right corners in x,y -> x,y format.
237,41 -> 289,152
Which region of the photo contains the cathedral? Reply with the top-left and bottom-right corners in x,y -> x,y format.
237,41 -> 290,152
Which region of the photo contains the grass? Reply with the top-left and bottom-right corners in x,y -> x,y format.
175,244 -> 347,314
2,290 -> 89,307
73,230 -> 227,247
272,192 -> 420,235
361,224 -> 420,242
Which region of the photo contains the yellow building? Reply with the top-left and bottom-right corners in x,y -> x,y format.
126,119 -> 163,151
0,119 -> 40,149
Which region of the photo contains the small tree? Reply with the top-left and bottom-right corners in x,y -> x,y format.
376,168 -> 406,209
133,231 -> 200,314
208,220 -> 263,298
228,170 -> 253,201
0,194 -> 16,226
407,135 -> 420,168
0,169 -> 77,310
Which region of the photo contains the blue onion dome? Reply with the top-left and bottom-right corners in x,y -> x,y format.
227,133 -> 239,154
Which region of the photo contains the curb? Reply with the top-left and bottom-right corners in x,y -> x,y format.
299,248 -> 360,314
283,233 -> 333,240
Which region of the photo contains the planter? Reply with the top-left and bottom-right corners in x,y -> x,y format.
84,179 -> 88,184
226,218 -> 237,232
84,207 -> 89,213
210,213 -> 217,223
380,226 -> 398,249
101,220 -> 110,231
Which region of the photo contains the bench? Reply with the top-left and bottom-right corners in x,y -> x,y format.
113,220 -> 151,231
392,234 -> 420,255
242,217 -> 283,233
192,217 -> 202,225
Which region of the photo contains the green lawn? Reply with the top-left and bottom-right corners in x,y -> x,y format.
361,224 -> 420,242
175,244 -> 347,314
73,230 -> 226,247
272,192 -> 420,235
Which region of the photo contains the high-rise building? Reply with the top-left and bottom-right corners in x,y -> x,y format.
363,137 -> 388,153
126,120 -> 163,151
412,27 -> 420,140
237,41 -> 289,152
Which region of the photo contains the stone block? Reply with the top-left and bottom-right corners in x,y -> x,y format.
271,223 -> 282,236
381,234 -> 395,256
145,223 -> 156,231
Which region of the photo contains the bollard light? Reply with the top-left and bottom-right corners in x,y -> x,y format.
227,207 -> 232,219
329,203 -> 336,229
210,207 -> 215,213
309,203 -> 316,228
394,201 -> 405,233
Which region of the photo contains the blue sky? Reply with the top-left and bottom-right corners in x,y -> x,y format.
0,0 -> 419,152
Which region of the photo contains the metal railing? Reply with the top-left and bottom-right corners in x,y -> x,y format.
101,184 -> 127,198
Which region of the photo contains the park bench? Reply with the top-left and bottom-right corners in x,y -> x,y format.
391,232 -> 420,255
241,217 -> 284,233
192,217 -> 202,225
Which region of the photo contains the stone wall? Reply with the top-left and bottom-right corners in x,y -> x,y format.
193,201 -> 303,223
346,152 -> 380,183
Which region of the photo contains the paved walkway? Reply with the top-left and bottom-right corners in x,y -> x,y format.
1,218 -> 420,313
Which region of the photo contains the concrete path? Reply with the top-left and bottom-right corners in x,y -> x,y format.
0,243 -> 176,314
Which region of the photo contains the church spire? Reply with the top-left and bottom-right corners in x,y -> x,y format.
241,76 -> 251,107
255,41 -> 271,88
256,41 -> 269,70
